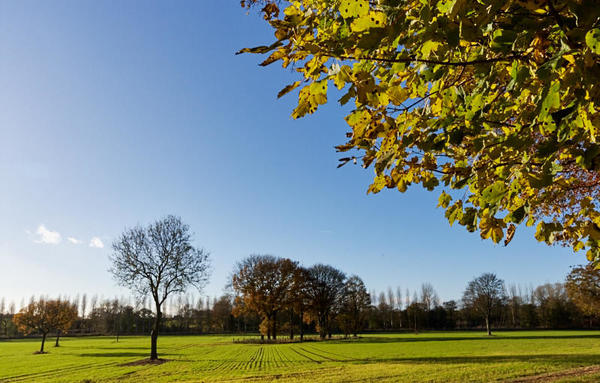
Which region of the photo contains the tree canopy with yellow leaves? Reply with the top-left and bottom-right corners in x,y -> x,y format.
240,0 -> 600,260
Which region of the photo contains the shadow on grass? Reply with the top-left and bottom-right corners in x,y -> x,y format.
78,352 -> 166,358
93,346 -> 150,350
332,334 -> 600,344
357,353 -> 600,364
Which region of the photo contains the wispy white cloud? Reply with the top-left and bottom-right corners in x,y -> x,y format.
89,237 -> 104,248
34,225 -> 61,245
67,237 -> 82,245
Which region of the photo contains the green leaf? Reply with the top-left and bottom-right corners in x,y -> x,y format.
490,29 -> 517,51
585,29 -> 600,54
351,11 -> 386,32
436,0 -> 456,14
481,181 -> 507,205
420,40 -> 439,59
508,205 -> 527,224
438,191 -> 452,208
539,80 -> 560,120
339,0 -> 369,19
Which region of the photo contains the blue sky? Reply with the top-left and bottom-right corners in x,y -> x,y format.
0,1 -> 585,308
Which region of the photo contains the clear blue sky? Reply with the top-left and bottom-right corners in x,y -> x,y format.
0,1 -> 585,308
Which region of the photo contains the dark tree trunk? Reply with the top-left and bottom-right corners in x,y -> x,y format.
116,313 -> 120,343
54,330 -> 61,347
414,311 -> 418,334
40,332 -> 47,353
299,308 -> 304,341
319,316 -> 326,339
150,308 -> 162,360
289,310 -> 294,340
486,315 -> 491,335
272,312 -> 277,340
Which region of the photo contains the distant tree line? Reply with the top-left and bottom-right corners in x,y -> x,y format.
2,264 -> 600,344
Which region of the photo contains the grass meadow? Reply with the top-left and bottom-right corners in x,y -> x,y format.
1,331 -> 600,382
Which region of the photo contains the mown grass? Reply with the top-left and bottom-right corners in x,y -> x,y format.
1,331 -> 600,382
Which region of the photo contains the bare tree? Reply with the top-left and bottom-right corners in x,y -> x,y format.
462,273 -> 505,335
0,298 -> 7,336
395,287 -> 403,328
110,215 -> 210,360
507,284 -> 521,328
80,294 -> 87,320
387,287 -> 395,328
420,283 -> 437,312
91,294 -> 98,309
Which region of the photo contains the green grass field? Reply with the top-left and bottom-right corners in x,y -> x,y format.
1,331 -> 600,382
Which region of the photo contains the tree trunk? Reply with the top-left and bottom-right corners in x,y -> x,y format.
272,312 -> 277,340
486,315 -> 491,336
55,330 -> 61,347
289,310 -> 294,340
40,332 -> 47,353
319,316 -> 326,339
150,308 -> 162,360
414,311 -> 418,334
299,308 -> 304,342
511,305 -> 516,328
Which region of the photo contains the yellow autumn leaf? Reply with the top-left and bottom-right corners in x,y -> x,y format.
339,0 -> 369,19
351,11 -> 386,32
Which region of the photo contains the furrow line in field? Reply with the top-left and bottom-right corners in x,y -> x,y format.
263,346 -> 272,370
207,346 -> 248,373
298,346 -> 342,362
0,360 -> 118,382
253,345 -> 261,370
289,346 -> 322,364
273,346 -> 287,368
304,345 -> 355,361
241,346 -> 262,371
0,360 -> 123,383
254,346 -> 263,370
278,346 -> 297,368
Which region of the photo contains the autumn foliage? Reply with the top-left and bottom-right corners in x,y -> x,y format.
566,263 -> 600,320
240,0 -> 600,261
13,299 -> 77,353
232,255 -> 370,340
